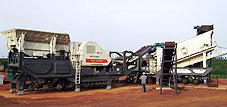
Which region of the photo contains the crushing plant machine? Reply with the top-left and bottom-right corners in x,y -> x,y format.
1,25 -> 226,95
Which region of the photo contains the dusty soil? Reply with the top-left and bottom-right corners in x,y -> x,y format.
0,80 -> 227,107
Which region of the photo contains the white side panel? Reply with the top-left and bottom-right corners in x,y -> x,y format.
79,41 -> 111,66
177,30 -> 216,60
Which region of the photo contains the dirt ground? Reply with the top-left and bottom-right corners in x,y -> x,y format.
0,79 -> 227,107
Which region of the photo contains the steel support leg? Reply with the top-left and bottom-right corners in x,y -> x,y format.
10,82 -> 16,93
156,76 -> 160,85
75,84 -> 80,92
106,79 -> 112,90
17,82 -> 24,95
204,76 -> 208,86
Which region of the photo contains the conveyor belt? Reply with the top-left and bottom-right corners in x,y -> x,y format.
114,45 -> 154,61
135,46 -> 153,56
160,42 -> 177,95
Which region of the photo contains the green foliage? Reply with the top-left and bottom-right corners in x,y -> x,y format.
211,58 -> 227,76
0,60 -> 8,65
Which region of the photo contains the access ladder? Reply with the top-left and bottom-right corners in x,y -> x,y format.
160,42 -> 178,95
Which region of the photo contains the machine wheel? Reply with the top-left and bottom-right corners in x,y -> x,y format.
43,85 -> 49,91
182,78 -> 188,84
56,84 -> 63,91
193,79 -> 199,84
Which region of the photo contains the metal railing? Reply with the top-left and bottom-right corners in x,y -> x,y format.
210,74 -> 227,79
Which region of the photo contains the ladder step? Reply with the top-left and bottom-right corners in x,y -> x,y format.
162,74 -> 177,76
163,60 -> 173,61
162,73 -> 171,75
163,48 -> 175,50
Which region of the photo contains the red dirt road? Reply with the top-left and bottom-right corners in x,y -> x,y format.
0,81 -> 227,107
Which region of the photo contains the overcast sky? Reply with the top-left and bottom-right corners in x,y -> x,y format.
0,0 -> 227,57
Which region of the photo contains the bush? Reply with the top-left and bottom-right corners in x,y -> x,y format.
0,60 -> 7,65
211,58 -> 227,77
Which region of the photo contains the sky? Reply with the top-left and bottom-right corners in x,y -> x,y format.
0,0 -> 227,57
